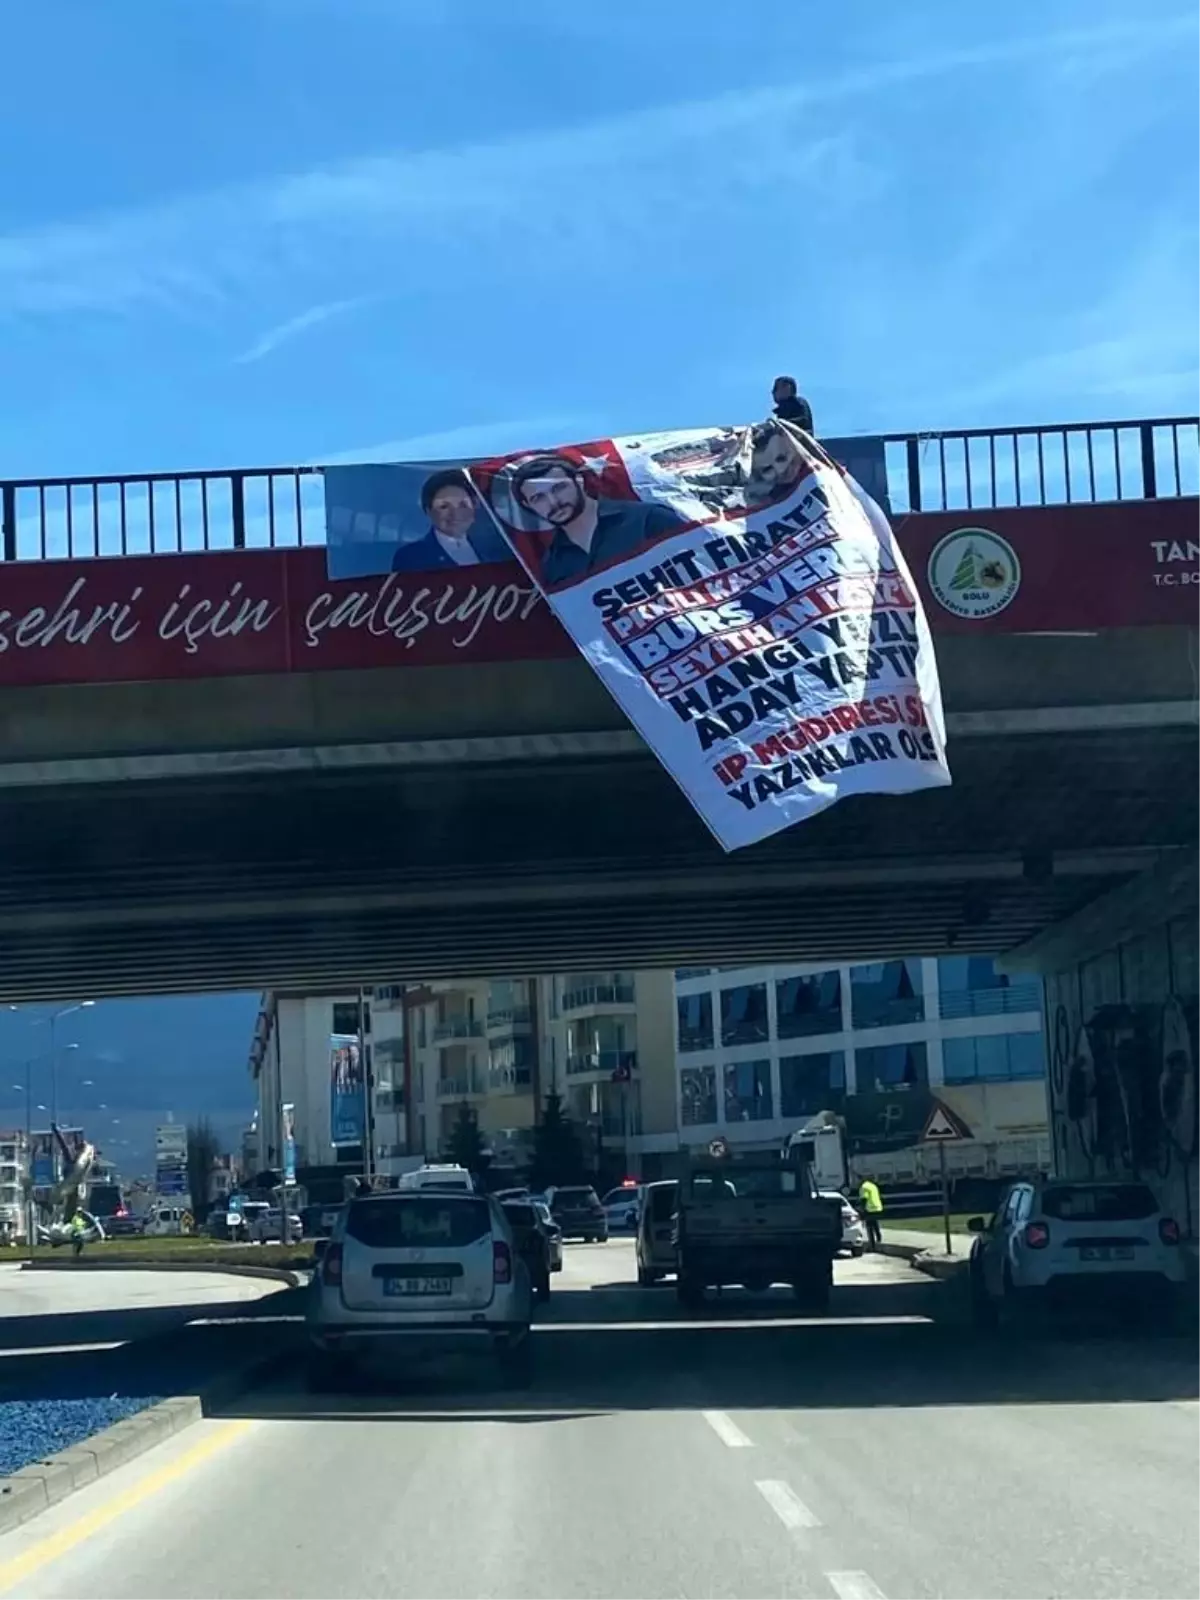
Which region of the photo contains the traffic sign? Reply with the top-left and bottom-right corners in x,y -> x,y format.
921,1099 -> 972,1143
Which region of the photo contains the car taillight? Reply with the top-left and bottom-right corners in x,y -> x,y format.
321,1243 -> 343,1286
493,1240 -> 512,1284
1024,1221 -> 1050,1249
1159,1217 -> 1181,1245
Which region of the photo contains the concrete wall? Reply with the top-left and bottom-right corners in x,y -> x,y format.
1043,902 -> 1200,1235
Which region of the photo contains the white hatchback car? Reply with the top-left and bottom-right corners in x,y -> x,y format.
968,1178 -> 1187,1325
307,1189 -> 533,1387
820,1191 -> 867,1257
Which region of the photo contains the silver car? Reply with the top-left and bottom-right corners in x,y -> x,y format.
306,1189 -> 533,1388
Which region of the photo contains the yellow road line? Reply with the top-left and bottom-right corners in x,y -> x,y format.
0,1419 -> 253,1594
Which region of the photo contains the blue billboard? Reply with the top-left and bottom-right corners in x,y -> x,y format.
329,1033 -> 366,1148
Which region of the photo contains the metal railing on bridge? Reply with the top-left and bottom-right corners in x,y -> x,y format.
2,414 -> 1196,563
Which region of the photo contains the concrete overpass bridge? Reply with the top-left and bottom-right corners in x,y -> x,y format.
0,413 -> 1195,1000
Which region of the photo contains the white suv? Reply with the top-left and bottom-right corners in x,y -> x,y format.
307,1189 -> 533,1387
968,1178 -> 1187,1326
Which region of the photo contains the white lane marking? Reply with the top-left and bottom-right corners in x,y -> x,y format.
755,1479 -> 821,1529
702,1409 -> 753,1448
826,1571 -> 887,1599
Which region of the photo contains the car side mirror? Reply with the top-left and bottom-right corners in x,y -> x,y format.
966,1216 -> 986,1234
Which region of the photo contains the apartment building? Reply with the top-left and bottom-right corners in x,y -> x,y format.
0,1131 -> 27,1240
246,956 -> 1047,1184
404,971 -> 675,1166
247,971 -> 677,1180
671,956 -> 1048,1174
246,986 -> 408,1179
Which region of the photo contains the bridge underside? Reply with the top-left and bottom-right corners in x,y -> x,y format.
0,722 -> 1193,1000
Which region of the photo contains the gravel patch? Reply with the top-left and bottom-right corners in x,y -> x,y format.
0,1395 -> 162,1477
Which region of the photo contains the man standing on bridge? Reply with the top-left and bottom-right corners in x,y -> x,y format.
858,1175 -> 884,1250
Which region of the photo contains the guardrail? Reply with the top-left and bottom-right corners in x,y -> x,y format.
3,414 -> 1195,562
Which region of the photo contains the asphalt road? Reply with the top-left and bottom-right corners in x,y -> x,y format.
0,1263 -> 285,1329
0,1240 -> 1195,1600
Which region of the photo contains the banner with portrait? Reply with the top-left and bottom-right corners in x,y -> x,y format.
320,437 -> 889,582
30,1130 -> 56,1188
329,1033 -> 365,1148
282,1102 -> 297,1185
465,421 -> 950,851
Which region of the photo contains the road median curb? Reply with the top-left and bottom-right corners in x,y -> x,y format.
0,1338 -> 295,1538
878,1239 -> 969,1280
19,1259 -> 303,1287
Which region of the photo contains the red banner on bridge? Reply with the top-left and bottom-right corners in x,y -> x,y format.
0,498 -> 1193,689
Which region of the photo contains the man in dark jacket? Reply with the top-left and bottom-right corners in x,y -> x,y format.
772,375 -> 814,433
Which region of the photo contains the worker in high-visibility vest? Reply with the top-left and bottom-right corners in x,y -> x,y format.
858,1177 -> 884,1251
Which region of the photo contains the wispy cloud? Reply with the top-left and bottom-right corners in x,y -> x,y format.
0,15 -> 1190,321
233,296 -> 369,365
319,414 -> 593,465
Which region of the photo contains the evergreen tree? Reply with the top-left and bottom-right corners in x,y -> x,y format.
185,1119 -> 221,1222
445,1101 -> 490,1177
531,1092 -> 585,1189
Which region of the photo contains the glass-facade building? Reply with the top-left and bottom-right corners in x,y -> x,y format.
673,957 -> 1045,1147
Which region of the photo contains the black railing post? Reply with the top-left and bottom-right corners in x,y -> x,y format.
1139,423 -> 1158,499
905,436 -> 922,512
231,473 -> 247,548
1,483 -> 15,562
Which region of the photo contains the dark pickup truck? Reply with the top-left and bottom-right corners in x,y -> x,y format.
673,1154 -> 841,1311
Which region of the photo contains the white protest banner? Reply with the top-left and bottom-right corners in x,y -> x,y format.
468,421 -> 950,851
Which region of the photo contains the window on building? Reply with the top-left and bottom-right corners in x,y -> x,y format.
680,1065 -> 717,1126
855,1040 -> 928,1090
775,971 -> 842,1039
779,1052 -> 846,1119
849,961 -> 924,1028
416,1007 -> 427,1048
724,1059 -> 773,1122
720,983 -> 769,1047
489,1035 -> 535,1090
942,1032 -> 1046,1084
332,1001 -> 370,1036
677,992 -> 714,1052
675,968 -> 712,980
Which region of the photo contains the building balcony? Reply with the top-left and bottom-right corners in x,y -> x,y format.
938,982 -> 1043,1021
487,1064 -> 534,1094
566,1048 -> 638,1080
436,1073 -> 486,1101
433,1017 -> 484,1043
561,983 -> 635,1015
485,1004 -> 532,1036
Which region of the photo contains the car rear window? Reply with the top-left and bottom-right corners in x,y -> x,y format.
1040,1184 -> 1158,1222
553,1188 -> 598,1206
648,1185 -> 678,1221
346,1197 -> 492,1248
87,1185 -> 124,1215
503,1204 -> 536,1228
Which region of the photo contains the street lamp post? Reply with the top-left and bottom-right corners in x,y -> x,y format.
46,1003 -> 95,1128
10,1070 -> 33,1254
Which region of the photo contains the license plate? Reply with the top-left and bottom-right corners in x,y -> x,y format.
1080,1246 -> 1133,1262
384,1277 -> 452,1296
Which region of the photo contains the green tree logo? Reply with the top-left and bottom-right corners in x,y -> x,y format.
949,544 -> 978,590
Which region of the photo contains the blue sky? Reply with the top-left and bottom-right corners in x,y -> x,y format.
1,0 -> 1196,482
0,0 -> 1195,1159
0,997 -> 259,1177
